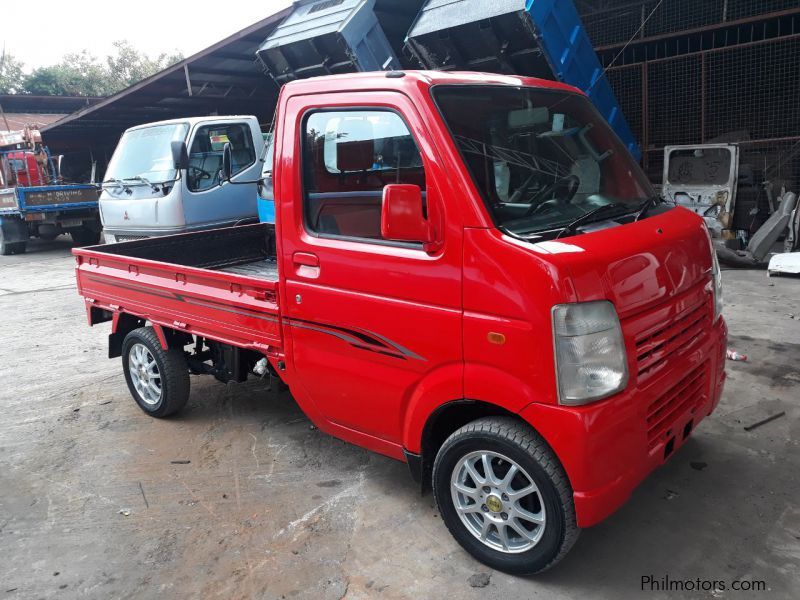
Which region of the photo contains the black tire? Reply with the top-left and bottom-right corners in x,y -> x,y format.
432,417 -> 579,575
0,230 -> 18,255
121,327 -> 190,418
0,238 -> 26,255
70,227 -> 101,246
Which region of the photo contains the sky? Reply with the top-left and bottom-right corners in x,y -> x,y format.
3,0 -> 293,71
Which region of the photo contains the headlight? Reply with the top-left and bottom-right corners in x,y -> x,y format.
552,301 -> 628,405
710,244 -> 723,322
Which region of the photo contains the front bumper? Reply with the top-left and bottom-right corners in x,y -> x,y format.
519,316 -> 727,528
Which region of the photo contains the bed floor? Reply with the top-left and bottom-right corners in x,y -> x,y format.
216,259 -> 279,281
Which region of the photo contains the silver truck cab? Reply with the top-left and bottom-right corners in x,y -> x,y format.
100,116 -> 265,243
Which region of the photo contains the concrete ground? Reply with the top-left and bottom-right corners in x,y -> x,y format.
1,237 -> 799,600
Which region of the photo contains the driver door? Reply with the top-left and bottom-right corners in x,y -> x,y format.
182,121 -> 261,228
278,91 -> 464,445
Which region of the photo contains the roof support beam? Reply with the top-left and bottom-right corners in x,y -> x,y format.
184,65 -> 193,96
211,51 -> 257,62
185,66 -> 266,79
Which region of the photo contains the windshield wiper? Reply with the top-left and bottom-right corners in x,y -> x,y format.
635,195 -> 662,221
556,202 -> 630,239
124,176 -> 161,192
101,178 -> 132,194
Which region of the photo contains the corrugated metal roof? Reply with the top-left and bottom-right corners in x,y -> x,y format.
41,8 -> 293,151
1,112 -> 68,130
0,95 -> 102,114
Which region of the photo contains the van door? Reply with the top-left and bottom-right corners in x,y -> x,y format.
279,91 -> 463,445
662,144 -> 739,236
181,120 -> 262,228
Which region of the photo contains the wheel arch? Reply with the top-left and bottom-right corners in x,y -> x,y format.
108,313 -> 147,358
108,315 -> 190,358
404,396 -> 570,493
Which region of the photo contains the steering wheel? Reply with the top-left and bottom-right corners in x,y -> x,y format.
188,165 -> 212,179
523,175 -> 580,216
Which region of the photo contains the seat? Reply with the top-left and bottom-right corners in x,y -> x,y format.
228,128 -> 254,174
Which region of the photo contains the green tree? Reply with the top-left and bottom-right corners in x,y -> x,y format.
0,50 -> 25,94
24,50 -> 114,96
21,42 -> 183,97
106,40 -> 183,88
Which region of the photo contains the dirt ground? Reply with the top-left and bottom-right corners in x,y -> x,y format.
1,237 -> 799,599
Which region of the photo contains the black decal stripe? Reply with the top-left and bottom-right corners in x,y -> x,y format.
82,275 -> 424,361
86,275 -> 277,323
352,326 -> 426,361
286,316 -> 391,348
181,297 -> 278,323
288,320 -> 407,360
285,318 -> 424,361
85,275 -> 176,300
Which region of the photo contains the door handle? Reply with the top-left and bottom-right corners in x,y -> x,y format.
293,252 -> 319,267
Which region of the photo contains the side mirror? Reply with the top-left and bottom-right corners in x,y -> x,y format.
171,141 -> 189,170
221,142 -> 233,182
381,184 -> 432,244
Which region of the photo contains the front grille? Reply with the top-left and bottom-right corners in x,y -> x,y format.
635,300 -> 709,380
115,235 -> 150,242
646,365 -> 707,449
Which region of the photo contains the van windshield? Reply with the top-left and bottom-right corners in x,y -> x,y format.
433,85 -> 656,239
105,123 -> 188,184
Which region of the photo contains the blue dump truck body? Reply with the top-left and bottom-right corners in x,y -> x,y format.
0,184 -> 100,255
256,0 -> 404,85
405,0 -> 641,160
251,0 -> 641,226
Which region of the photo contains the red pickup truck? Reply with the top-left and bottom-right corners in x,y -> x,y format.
74,71 -> 727,574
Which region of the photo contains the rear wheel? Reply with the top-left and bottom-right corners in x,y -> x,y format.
432,417 -> 579,575
122,327 -> 190,417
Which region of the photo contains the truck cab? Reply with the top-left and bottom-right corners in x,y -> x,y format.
74,71 -> 727,575
100,116 -> 265,243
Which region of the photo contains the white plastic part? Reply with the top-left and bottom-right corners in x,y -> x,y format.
768,252 -> 800,275
253,357 -> 269,377
711,244 -> 724,321
552,301 -> 628,405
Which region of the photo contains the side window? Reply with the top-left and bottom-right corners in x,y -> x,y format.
302,110 -> 426,241
187,123 -> 255,192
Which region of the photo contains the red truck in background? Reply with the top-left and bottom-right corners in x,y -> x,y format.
73,71 -> 727,574
4,152 -> 46,187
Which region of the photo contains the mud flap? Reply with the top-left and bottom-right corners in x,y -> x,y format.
0,216 -> 29,244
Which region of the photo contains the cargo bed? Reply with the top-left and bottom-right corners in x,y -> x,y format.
73,224 -> 282,353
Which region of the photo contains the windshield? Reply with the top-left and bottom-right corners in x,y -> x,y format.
105,123 -> 188,183
433,85 -> 655,238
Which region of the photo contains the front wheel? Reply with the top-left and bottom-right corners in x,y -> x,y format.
432,417 -> 579,575
122,327 -> 190,417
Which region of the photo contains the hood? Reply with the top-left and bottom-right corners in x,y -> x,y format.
530,207 -> 712,318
